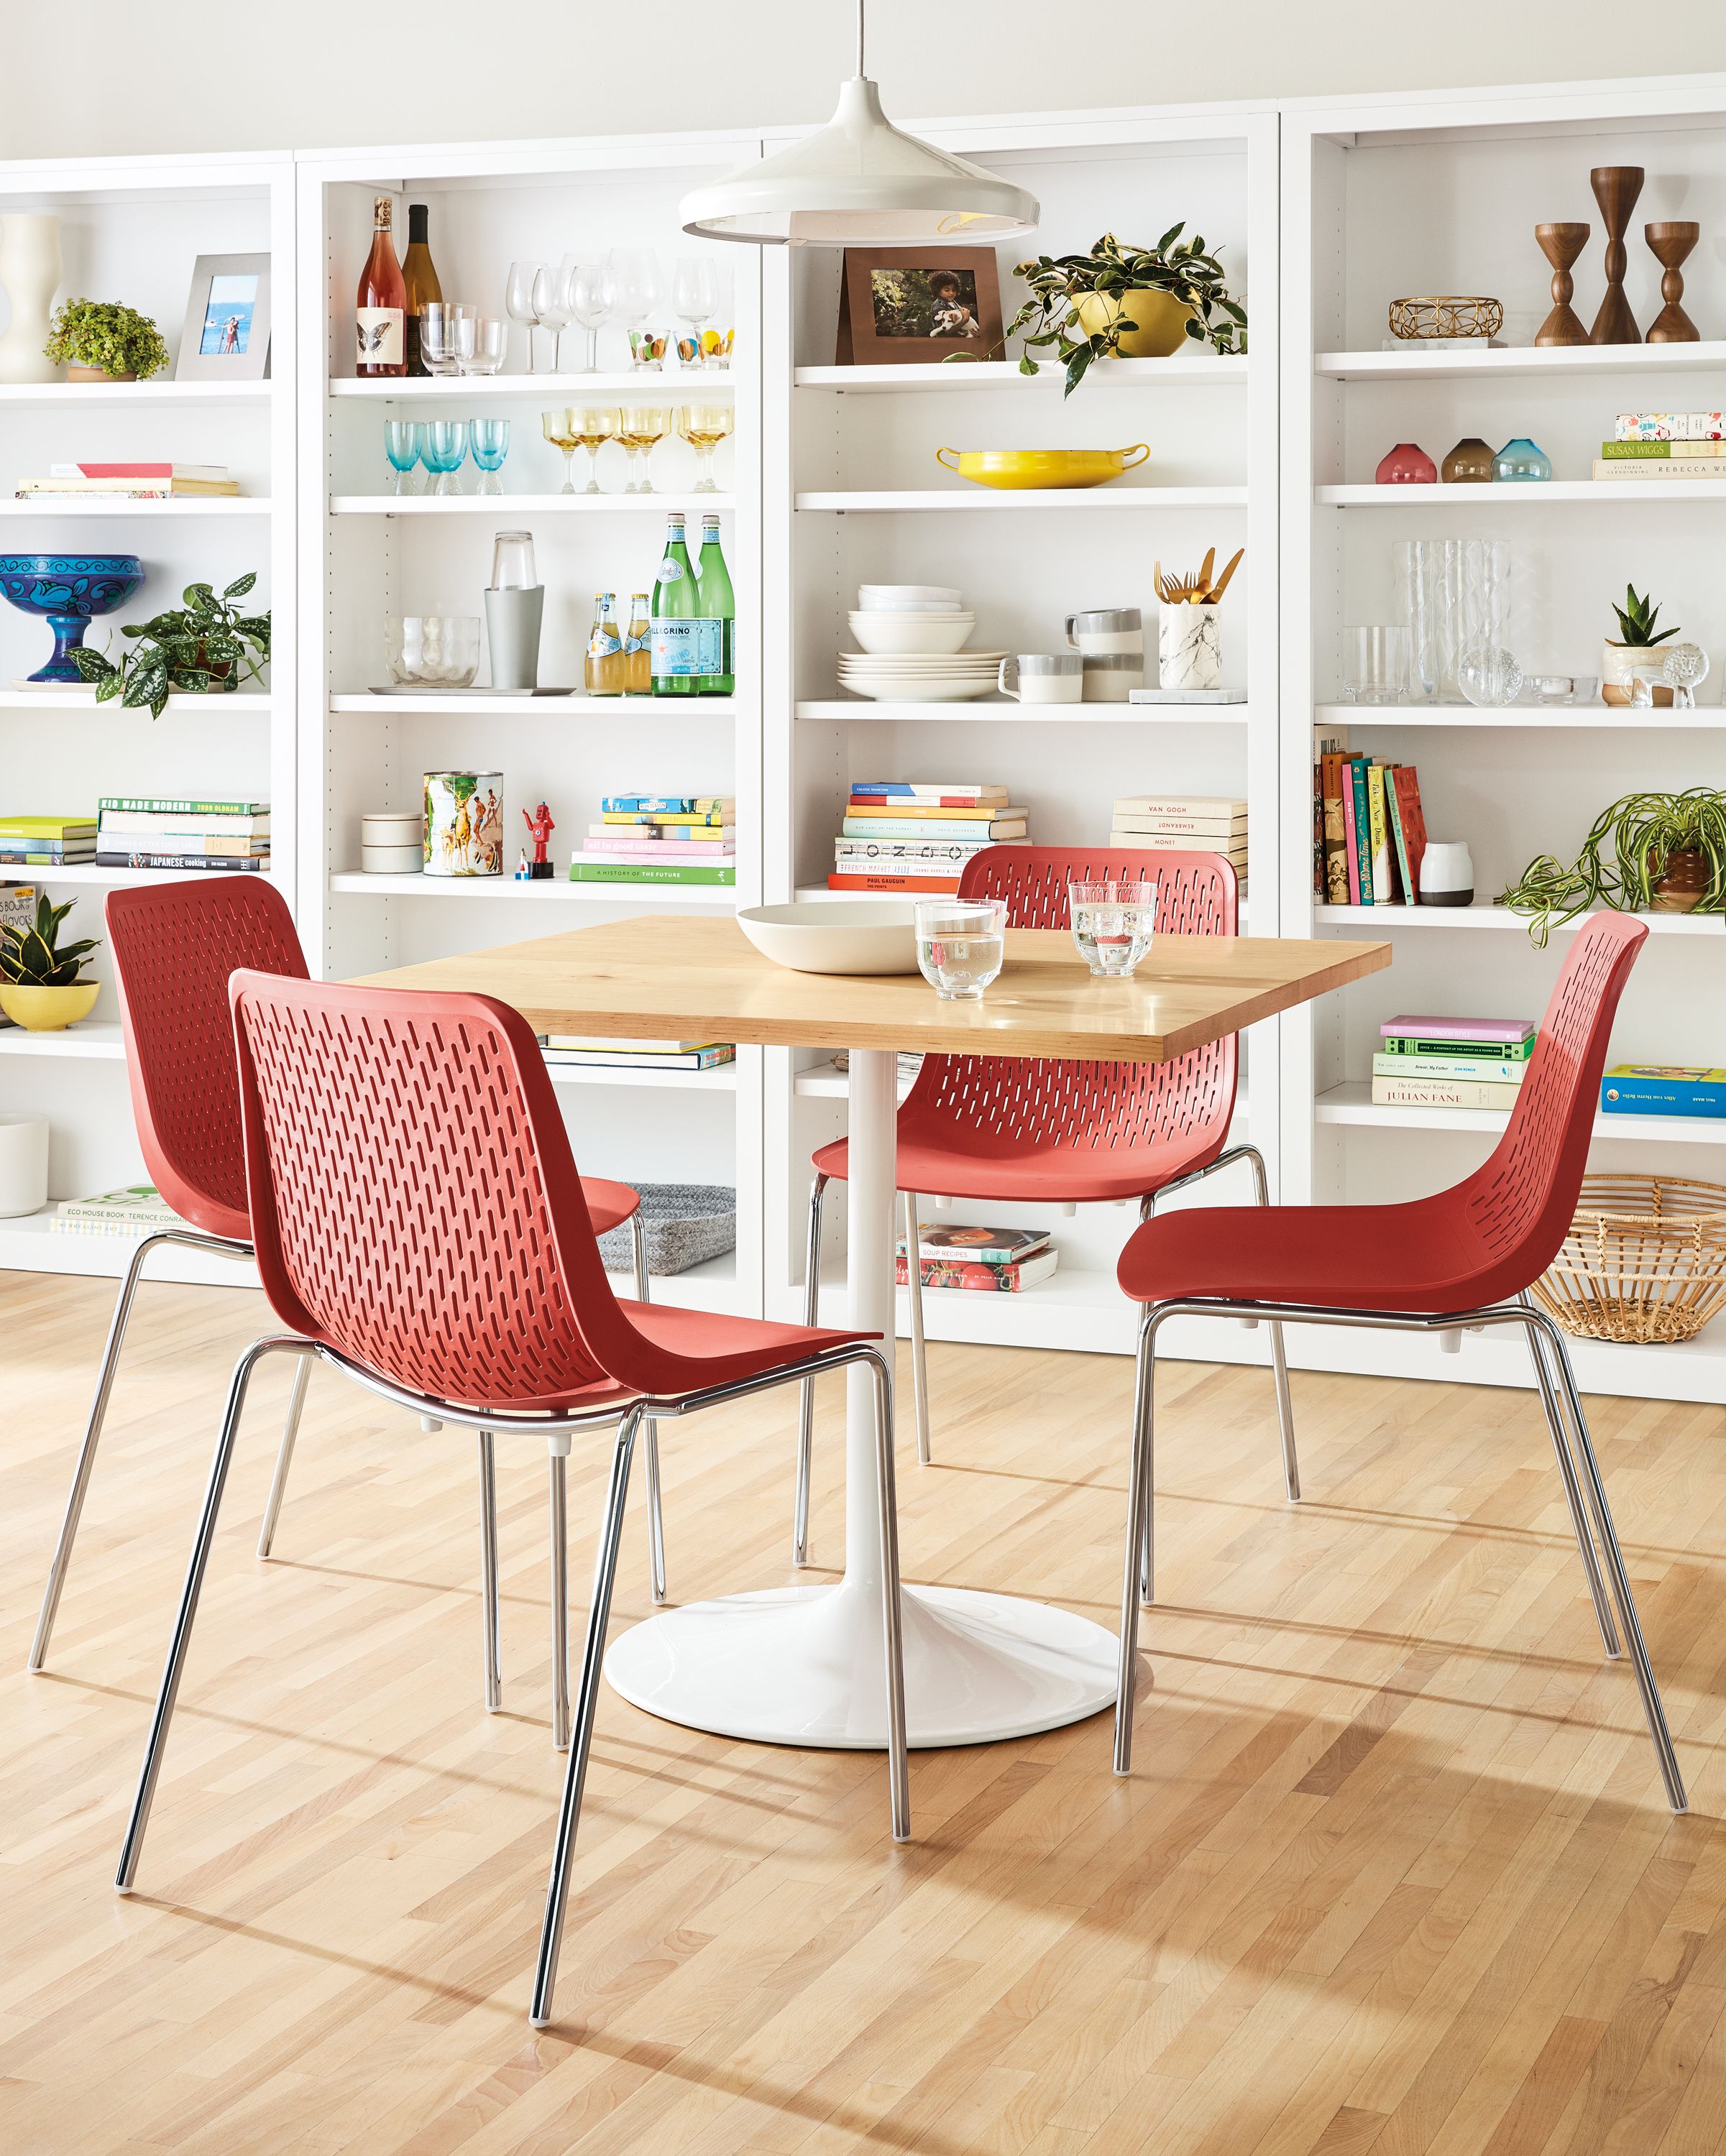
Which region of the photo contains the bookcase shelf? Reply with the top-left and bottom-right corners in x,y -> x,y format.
0,380 -> 274,410
1312,703 -> 1725,730
0,497 -> 269,517
1314,341 -> 1726,382
0,692 -> 273,714
329,493 -> 736,515
1316,1080 -> 1725,1147
794,700 -> 1252,724
0,866 -> 278,889
1318,481 -> 1726,506
330,372 -> 733,400
327,872 -> 735,904
1313,903 -> 1721,936
794,487 -> 1247,512
329,693 -> 738,716
0,1021 -> 124,1061
793,357 -> 1248,392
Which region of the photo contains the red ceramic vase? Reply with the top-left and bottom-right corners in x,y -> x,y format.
1375,441 -> 1438,484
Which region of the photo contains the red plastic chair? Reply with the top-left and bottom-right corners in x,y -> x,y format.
795,844 -> 1293,1560
1111,911 -> 1686,1812
114,972 -> 909,2032
27,875 -> 661,1690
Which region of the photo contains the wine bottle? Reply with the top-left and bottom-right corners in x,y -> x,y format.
650,513 -> 705,698
623,594 -> 652,695
585,592 -> 625,697
695,514 -> 735,697
355,195 -> 407,378
401,203 -> 443,378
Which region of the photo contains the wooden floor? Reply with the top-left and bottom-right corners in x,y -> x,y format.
3,1270 -> 1725,2155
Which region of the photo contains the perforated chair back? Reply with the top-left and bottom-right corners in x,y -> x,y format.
1459,910 -> 1648,1289
894,846 -> 1240,1175
106,875 -> 308,1242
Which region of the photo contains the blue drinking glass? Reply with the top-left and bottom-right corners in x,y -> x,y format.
469,417 -> 510,497
421,420 -> 470,498
384,420 -> 423,496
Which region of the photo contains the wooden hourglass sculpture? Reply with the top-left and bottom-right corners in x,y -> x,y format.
1645,221 -> 1701,342
1535,222 -> 1590,345
1589,166 -> 1644,344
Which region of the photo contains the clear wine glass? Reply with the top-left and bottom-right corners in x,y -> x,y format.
541,407 -> 579,494
506,260 -> 546,372
533,262 -> 573,373
616,405 -> 667,495
673,257 -> 719,369
674,403 -> 733,493
384,420 -> 423,496
421,419 -> 469,497
569,405 -> 618,494
609,249 -> 662,338
470,418 -> 510,497
567,257 -> 615,374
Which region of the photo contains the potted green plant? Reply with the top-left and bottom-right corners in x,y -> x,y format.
1001,229 -> 1247,395
1501,787 -> 1726,944
0,892 -> 100,1031
73,573 -> 269,719
44,298 -> 170,383
1602,584 -> 1681,707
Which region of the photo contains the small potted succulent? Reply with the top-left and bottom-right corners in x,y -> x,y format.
73,572 -> 269,718
44,298 -> 170,383
0,892 -> 100,1030
1602,584 -> 1680,707
1501,787 -> 1726,944
1002,229 -> 1247,395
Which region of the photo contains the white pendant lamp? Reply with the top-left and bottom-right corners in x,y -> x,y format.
680,0 -> 1039,247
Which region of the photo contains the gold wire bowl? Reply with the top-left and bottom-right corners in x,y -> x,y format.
1387,295 -> 1505,341
1532,1174 -> 1726,1344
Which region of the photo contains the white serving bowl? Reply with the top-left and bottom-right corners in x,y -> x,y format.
858,584 -> 963,611
848,612 -> 976,655
738,900 -> 919,974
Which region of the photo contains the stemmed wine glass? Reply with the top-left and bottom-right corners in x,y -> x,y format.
533,263 -> 573,373
470,418 -> 510,496
674,404 -> 733,494
542,408 -> 579,494
569,406 -> 618,494
421,420 -> 469,497
616,405 -> 667,494
505,260 -> 546,372
566,257 -> 615,374
673,257 -> 719,369
384,421 -> 423,496
609,249 -> 663,369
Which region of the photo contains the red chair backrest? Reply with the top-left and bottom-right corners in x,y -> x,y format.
229,971 -> 658,1412
1460,911 -> 1647,1284
106,876 -> 307,1242
899,846 -> 1240,1156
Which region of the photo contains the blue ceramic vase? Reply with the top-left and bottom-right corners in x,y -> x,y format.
0,553 -> 144,683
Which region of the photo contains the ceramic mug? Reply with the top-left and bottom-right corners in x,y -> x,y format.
1062,607 -> 1144,701
998,653 -> 1083,705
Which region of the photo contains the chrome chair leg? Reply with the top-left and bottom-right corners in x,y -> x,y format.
531,1406 -> 643,2028
1518,1294 -> 1620,1658
1240,1146 -> 1299,1504
793,1171 -> 828,1567
903,1190 -> 931,1466
479,1429 -> 502,1713
116,1337 -> 284,1892
864,1347 -> 911,1841
630,1213 -> 666,1603
1116,1312 -> 1157,1774
548,1442 -> 569,1750
254,1351 -> 313,1560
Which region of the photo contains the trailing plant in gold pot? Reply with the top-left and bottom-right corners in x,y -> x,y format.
1001,229 -> 1247,395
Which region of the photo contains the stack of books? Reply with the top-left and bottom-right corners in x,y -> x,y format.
1111,796 -> 1248,891
50,1184 -> 188,1237
96,795 -> 270,872
1371,1015 -> 1536,1110
1314,752 -> 1428,906
1601,1064 -> 1726,1120
1597,414 -> 1726,480
0,815 -> 96,868
568,796 -> 735,887
894,1221 -> 1059,1293
14,461 -> 241,502
538,1034 -> 735,1074
830,782 -> 1027,894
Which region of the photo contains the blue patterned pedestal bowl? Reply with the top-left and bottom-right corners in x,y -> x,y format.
0,553 -> 144,683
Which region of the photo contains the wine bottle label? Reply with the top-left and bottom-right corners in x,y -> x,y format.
357,308 -> 404,365
656,559 -> 687,584
651,620 -> 723,675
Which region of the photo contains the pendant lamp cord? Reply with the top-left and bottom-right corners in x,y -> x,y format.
854,0 -> 866,78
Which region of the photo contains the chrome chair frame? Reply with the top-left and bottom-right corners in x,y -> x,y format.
1113,1291 -> 1686,1815
111,1330 -> 909,2034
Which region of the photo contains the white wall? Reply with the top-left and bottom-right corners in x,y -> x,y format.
10,1 -> 1726,160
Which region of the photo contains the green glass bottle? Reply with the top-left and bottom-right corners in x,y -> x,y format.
650,512 -> 704,698
696,513 -> 735,697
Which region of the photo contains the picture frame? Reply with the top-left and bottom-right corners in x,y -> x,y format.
835,247 -> 1004,366
174,253 -> 271,380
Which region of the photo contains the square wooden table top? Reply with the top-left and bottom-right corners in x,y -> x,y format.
354,915 -> 1390,1061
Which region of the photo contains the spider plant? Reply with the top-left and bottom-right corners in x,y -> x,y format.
1500,787 -> 1726,945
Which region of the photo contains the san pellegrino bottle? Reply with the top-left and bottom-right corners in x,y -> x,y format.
696,515 -> 735,697
651,512 -> 704,697
623,593 -> 652,695
400,202 -> 442,378
585,592 -> 625,696
355,195 -> 407,377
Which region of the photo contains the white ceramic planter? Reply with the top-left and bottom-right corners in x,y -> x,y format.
1159,604 -> 1222,693
0,1112 -> 49,1217
0,215 -> 61,385
1601,637 -> 1673,707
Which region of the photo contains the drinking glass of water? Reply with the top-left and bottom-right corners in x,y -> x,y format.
1069,881 -> 1157,977
914,898 -> 1006,1001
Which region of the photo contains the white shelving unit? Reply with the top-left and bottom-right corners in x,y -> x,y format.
0,149 -> 295,1284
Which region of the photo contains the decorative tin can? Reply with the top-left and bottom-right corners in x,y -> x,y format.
423,770 -> 504,877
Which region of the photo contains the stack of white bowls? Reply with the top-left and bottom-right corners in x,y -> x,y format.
840,584 -> 1002,702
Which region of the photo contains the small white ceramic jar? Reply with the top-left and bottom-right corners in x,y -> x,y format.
0,1111 -> 50,1217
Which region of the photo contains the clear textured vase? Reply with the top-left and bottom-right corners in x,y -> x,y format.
1394,537 -> 1510,701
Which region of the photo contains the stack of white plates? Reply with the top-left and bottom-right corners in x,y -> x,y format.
858,583 -> 963,612
837,650 -> 1006,703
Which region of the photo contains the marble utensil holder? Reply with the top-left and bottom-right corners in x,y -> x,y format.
1158,603 -> 1221,694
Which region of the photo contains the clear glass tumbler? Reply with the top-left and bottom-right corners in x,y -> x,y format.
1343,625 -> 1412,704
1068,881 -> 1157,977
914,898 -> 1006,1002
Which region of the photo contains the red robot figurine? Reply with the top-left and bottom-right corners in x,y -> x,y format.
522,800 -> 556,880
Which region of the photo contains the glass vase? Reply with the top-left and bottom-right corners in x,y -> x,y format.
1494,436 -> 1551,482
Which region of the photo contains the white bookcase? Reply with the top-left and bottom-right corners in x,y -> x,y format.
1,83 -> 1722,1402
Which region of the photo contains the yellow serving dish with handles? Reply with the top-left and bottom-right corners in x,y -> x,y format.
934,445 -> 1151,491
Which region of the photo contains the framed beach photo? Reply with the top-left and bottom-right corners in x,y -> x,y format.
835,247 -> 1004,365
175,253 -> 271,380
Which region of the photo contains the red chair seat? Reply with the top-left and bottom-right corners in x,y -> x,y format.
813,1122 -> 1224,1205
582,1178 -> 642,1237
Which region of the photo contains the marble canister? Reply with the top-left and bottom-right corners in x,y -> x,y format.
1158,604 -> 1221,694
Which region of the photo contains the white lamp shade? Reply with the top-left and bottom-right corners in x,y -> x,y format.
681,80 -> 1039,247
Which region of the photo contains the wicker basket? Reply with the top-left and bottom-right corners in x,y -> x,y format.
1387,295 -> 1505,341
1532,1174 -> 1726,1344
